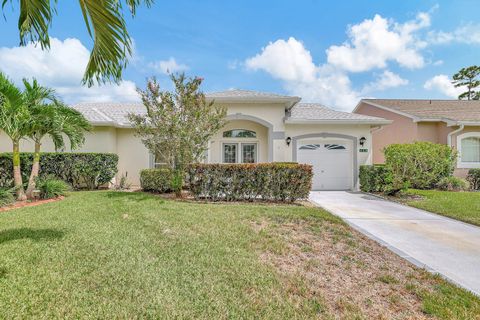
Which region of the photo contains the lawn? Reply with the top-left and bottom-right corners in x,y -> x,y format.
404,189 -> 480,226
0,191 -> 478,319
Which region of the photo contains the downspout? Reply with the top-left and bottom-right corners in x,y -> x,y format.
447,124 -> 464,148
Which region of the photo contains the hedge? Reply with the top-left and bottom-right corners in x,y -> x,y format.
186,163 -> 313,202
359,165 -> 393,193
140,168 -> 173,193
0,153 -> 118,190
467,169 -> 480,191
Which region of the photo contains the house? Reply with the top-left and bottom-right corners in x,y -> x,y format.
0,90 -> 390,190
354,99 -> 480,176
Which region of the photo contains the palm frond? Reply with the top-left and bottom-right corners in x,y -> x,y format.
15,0 -> 54,48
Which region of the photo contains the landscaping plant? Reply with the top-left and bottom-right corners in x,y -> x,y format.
129,74 -> 227,197
36,176 -> 70,199
359,165 -> 393,193
0,188 -> 15,207
466,169 -> 480,190
140,168 -> 173,193
435,176 -> 469,191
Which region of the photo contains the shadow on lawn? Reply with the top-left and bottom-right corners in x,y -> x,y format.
0,228 -> 65,245
104,191 -> 158,202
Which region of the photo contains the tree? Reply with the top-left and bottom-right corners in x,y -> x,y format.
128,74 -> 227,196
452,66 -> 480,100
24,79 -> 91,198
1,0 -> 153,86
0,72 -> 30,200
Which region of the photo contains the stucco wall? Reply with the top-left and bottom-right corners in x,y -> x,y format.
115,128 -> 150,186
223,103 -> 286,131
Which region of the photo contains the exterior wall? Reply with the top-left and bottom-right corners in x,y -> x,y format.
354,102 -> 418,163
223,103 -> 286,131
115,128 -> 150,186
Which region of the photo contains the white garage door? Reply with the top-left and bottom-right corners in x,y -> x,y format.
297,139 -> 353,190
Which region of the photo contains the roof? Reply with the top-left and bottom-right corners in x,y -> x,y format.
286,103 -> 391,124
359,99 -> 480,124
72,102 -> 145,127
207,89 -> 296,100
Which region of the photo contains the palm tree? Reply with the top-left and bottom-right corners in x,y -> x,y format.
23,80 -> 91,198
0,73 -> 30,200
2,0 -> 153,86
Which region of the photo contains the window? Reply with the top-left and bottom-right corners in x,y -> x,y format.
153,152 -> 169,168
223,144 -> 237,163
223,129 -> 256,138
461,137 -> 480,163
299,143 -> 346,150
223,143 -> 257,163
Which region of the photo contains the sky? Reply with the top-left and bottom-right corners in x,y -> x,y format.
0,0 -> 479,111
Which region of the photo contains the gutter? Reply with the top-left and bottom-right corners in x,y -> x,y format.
447,124 -> 464,147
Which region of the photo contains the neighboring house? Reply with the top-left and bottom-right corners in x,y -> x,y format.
0,90 -> 389,190
354,99 -> 480,176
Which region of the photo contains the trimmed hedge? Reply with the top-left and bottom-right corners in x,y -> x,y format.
140,169 -> 173,193
467,169 -> 480,191
186,163 -> 313,202
0,153 -> 118,190
359,165 -> 393,193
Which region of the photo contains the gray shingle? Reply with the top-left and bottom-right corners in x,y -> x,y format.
289,103 -> 386,121
207,89 -> 298,100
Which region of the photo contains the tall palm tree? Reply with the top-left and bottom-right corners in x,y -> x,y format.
25,101 -> 91,198
0,73 -> 30,200
2,0 -> 153,86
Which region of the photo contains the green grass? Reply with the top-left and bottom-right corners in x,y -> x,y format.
404,189 -> 480,226
0,191 -> 478,319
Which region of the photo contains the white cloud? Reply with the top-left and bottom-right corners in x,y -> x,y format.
0,38 -> 139,103
362,70 -> 408,93
424,74 -> 464,98
149,57 -> 189,75
326,12 -> 430,72
428,23 -> 480,45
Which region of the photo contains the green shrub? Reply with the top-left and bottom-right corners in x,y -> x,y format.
436,176 -> 469,191
0,153 -> 118,190
466,169 -> 480,191
0,188 -> 14,207
140,168 -> 173,193
383,142 -> 456,192
36,177 -> 71,199
186,163 -> 313,202
359,165 -> 393,193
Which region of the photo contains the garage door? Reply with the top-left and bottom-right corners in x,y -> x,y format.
297,139 -> 353,190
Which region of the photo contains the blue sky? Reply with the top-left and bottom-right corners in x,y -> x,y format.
0,0 -> 479,110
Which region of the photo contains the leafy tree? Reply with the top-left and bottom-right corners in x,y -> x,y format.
452,66 -> 480,100
24,79 -> 91,198
128,74 -> 227,196
1,0 -> 153,86
0,72 -> 30,200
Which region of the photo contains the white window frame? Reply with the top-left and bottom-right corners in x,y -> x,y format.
222,142 -> 258,163
222,143 -> 238,164
457,132 -> 480,168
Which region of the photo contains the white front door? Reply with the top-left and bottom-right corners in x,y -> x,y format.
297,139 -> 353,190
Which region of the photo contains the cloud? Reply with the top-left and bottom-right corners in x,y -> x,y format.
362,70 -> 408,93
326,12 -> 430,72
424,74 -> 463,98
0,38 -> 139,103
149,57 -> 189,75
428,23 -> 480,45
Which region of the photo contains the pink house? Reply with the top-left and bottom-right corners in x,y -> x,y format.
353,99 -> 480,177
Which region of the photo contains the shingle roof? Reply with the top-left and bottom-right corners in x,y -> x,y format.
72,102 -> 145,127
362,99 -> 480,122
288,103 -> 388,123
207,89 -> 298,100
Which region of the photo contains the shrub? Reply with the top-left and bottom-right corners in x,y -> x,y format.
36,177 -> 70,199
466,169 -> 480,191
383,142 -> 456,192
140,168 -> 173,193
0,188 -> 14,207
359,165 -> 393,193
436,176 -> 469,191
186,163 -> 313,202
0,153 -> 118,190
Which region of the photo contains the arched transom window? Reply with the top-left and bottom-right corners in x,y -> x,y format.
223,129 -> 256,138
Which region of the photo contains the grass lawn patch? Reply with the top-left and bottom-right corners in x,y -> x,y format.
403,189 -> 480,226
0,191 -> 478,319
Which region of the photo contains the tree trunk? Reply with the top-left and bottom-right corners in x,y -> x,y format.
26,142 -> 41,199
13,141 -> 27,201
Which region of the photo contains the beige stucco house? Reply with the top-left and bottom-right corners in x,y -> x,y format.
0,90 -> 389,190
354,99 -> 480,177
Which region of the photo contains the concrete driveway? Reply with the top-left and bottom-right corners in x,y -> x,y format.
309,191 -> 480,296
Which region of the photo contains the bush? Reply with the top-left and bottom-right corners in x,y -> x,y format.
383,142 -> 456,192
186,163 -> 313,202
359,165 -> 393,193
37,177 -> 71,199
436,176 -> 469,191
0,188 -> 14,207
140,169 -> 173,193
0,153 -> 118,190
466,169 -> 480,191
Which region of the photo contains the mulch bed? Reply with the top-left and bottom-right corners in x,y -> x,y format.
0,196 -> 65,212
